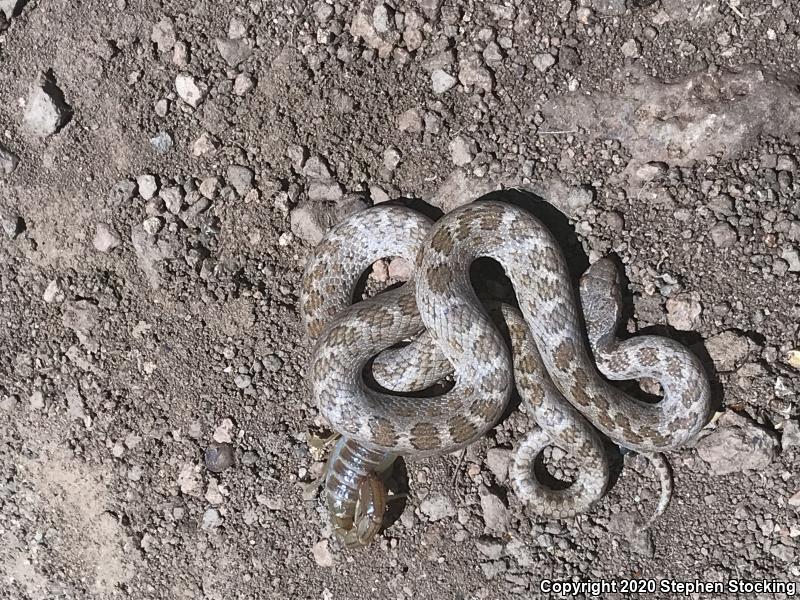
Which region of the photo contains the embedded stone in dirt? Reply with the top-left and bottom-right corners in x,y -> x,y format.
151,16 -> 176,52
0,0 -> 24,18
419,494 -> 456,521
543,67 -> 800,189
0,143 -> 19,175
205,442 -> 235,473
23,73 -> 72,137
290,194 -> 368,244
227,165 -> 254,196
696,412 -> 780,476
93,223 -> 122,253
175,73 -> 207,108
665,293 -> 702,331
216,37 -> 253,67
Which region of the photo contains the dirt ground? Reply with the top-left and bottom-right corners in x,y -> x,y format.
1,0 -> 799,598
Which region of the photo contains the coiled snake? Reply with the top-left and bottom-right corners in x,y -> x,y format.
301,199 -> 711,546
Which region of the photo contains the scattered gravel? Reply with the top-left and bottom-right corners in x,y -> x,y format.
2,0 -> 799,597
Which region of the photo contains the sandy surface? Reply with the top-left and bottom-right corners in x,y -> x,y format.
1,0 -> 799,598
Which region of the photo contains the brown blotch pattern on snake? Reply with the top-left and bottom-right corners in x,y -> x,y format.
447,415 -> 479,444
636,347 -> 660,367
430,227 -> 455,255
369,417 -> 399,447
409,422 -> 441,451
426,264 -> 452,295
554,339 -> 577,371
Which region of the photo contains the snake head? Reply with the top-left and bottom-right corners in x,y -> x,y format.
328,473 -> 388,548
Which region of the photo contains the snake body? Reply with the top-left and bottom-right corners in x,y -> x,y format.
301,199 -> 711,535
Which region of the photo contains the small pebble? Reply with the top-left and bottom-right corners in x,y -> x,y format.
205,442 -> 235,472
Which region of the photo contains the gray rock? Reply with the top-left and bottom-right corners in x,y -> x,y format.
608,514 -> 655,557
154,99 -> 169,117
458,53 -> 493,92
149,131 -> 173,153
383,146 -> 402,170
621,38 -> 641,58
191,132 -> 218,157
136,175 -> 158,200
151,17 -> 176,52
709,222 -> 737,248
449,136 -> 474,167
0,143 -> 19,175
43,279 -> 64,304
233,73 -> 254,96
127,465 -> 143,482
475,536 -> 504,560
199,177 -> 220,199
179,196 -> 210,227
227,165 -> 254,196
290,194 -> 368,244
234,374 -> 252,389
565,185 -> 594,214
533,53 -> 556,72
62,300 -> 99,335
634,161 -> 668,183
397,107 -> 423,133
372,3 -> 392,33
93,223 -> 122,252
591,0 -> 627,15
160,186 -> 184,214
661,0 -> 720,25
776,155 -> 798,172
142,216 -> 163,235
23,74 -> 71,137
696,412 -> 780,476
781,420 -> 799,450
478,485 -> 509,533
782,248 -> 800,272
431,69 -> 457,94
543,67 -> 799,188
312,540 -> 334,567
261,355 -> 283,372
485,448 -> 511,483
205,443 -> 235,473
307,181 -> 345,202
479,561 -> 507,580
370,184 -> 391,204
417,0 -> 442,20
665,293 -> 703,331
419,494 -> 456,521
428,168 -> 501,213
0,0 -> 22,17
287,145 -> 308,171
349,2 -> 394,58
65,387 -> 87,422
29,391 -> 45,410
131,224 -> 179,288
175,74 -> 207,108
768,543 -> 796,563
303,155 -> 334,180
201,508 -> 223,529
172,41 -> 190,67
110,179 -> 137,202
705,330 -> 750,372
2,214 -> 24,239
228,16 -> 247,39
483,41 -> 503,65
216,37 -> 253,67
